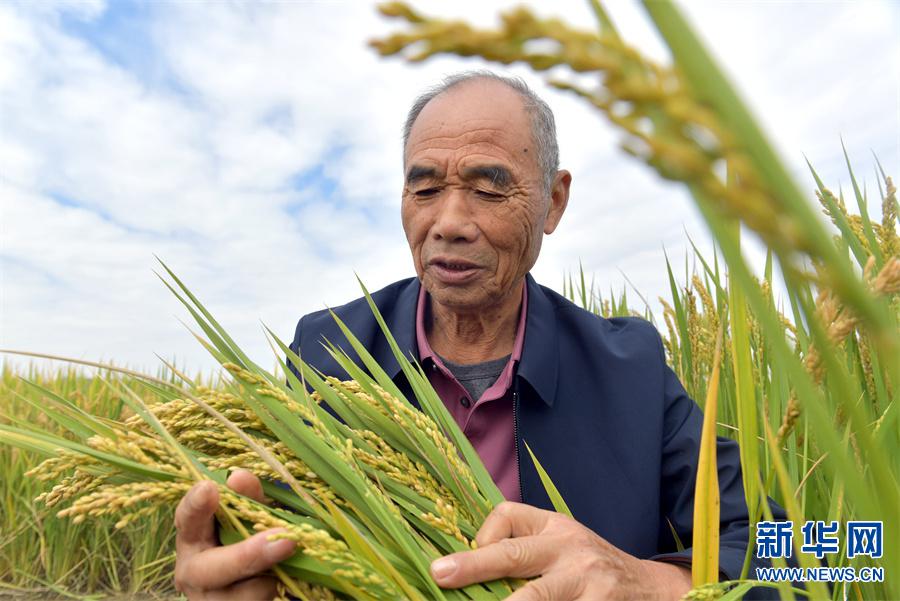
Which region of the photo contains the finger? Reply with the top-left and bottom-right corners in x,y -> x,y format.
431,535 -> 559,588
179,528 -> 296,591
227,469 -> 265,503
476,502 -> 555,547
504,571 -> 585,601
213,576 -> 279,601
175,480 -> 219,552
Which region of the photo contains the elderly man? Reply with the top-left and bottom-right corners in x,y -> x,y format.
174,72 -> 768,600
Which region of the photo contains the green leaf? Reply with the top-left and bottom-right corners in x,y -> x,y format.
523,441 -> 572,518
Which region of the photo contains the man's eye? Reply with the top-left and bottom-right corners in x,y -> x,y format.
414,188 -> 439,198
475,190 -> 503,200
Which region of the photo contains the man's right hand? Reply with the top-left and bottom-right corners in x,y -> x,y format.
174,469 -> 297,600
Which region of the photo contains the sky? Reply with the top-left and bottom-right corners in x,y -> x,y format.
1,0 -> 898,375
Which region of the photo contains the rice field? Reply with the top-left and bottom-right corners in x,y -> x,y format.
0,366 -> 180,598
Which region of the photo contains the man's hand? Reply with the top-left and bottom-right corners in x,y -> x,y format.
173,469 -> 297,600
430,502 -> 693,600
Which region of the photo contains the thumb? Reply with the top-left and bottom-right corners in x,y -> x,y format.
175,480 -> 220,551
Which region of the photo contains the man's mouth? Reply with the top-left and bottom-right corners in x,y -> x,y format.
428,257 -> 481,284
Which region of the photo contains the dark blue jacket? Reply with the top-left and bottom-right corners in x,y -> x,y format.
290,274 -> 784,593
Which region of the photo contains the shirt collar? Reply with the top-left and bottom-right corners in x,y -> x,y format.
374,274 -> 556,408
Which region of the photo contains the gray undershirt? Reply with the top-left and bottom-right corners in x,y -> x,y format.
438,354 -> 511,404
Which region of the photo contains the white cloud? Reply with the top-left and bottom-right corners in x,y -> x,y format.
1,0 -> 897,373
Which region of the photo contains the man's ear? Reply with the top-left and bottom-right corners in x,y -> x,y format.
543,170 -> 571,235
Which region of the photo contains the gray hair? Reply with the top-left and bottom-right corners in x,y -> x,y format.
402,70 -> 560,194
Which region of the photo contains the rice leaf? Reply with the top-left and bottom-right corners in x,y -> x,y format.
523,441 -> 572,519
691,324 -> 722,587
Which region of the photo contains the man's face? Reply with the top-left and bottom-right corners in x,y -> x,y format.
401,80 -> 569,313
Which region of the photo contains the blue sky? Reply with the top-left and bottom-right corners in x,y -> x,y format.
1,0 -> 898,373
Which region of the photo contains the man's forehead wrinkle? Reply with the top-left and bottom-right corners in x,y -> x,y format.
404,135 -> 517,169
410,140 -> 519,157
409,111 -> 525,140
409,126 -> 521,150
407,144 -> 521,175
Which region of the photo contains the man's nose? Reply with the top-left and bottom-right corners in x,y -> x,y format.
431,188 -> 478,243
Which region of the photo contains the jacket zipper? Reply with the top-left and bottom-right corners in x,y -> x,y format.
513,379 -> 524,503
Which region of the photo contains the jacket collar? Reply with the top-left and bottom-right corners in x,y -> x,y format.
376,273 -> 558,408
517,273 -> 558,407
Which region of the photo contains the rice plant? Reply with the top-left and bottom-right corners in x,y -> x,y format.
3,264 -> 551,600
370,1 -> 900,598
568,163 -> 896,598
0,365 -> 179,599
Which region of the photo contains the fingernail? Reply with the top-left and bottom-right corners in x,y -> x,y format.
431,557 -> 457,580
264,539 -> 295,560
264,531 -> 295,560
187,485 -> 206,511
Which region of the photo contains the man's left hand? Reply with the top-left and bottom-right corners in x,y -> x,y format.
430,502 -> 693,600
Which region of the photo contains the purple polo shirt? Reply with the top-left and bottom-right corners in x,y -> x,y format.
415,283 -> 527,502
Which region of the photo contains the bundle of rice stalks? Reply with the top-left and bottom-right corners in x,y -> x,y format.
0,265 -> 551,601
